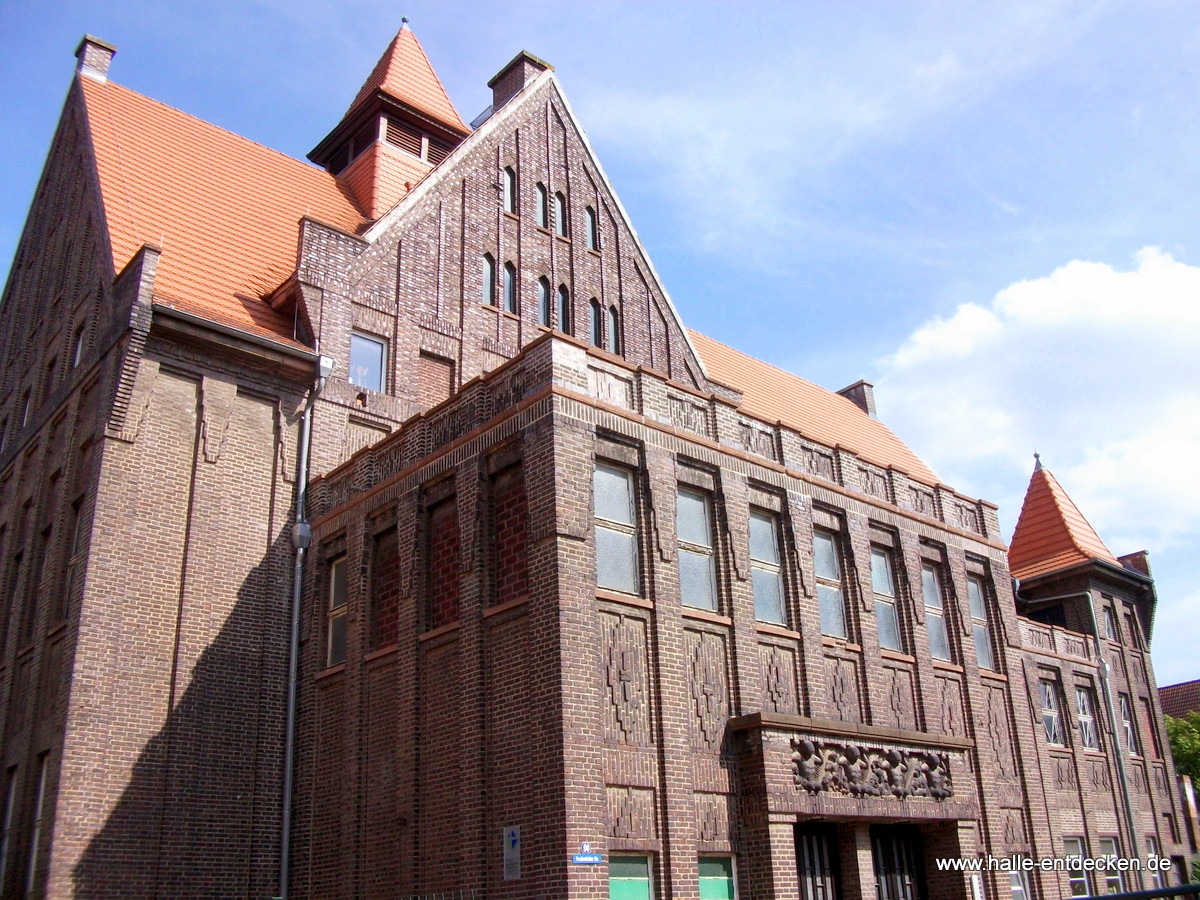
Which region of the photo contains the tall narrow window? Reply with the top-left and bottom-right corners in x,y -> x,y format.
1040,679 -> 1064,745
71,326 -> 85,368
698,857 -> 735,900
1102,600 -> 1118,641
25,754 -> 47,897
535,182 -> 548,227
427,496 -> 460,629
590,299 -> 604,347
1097,838 -> 1123,893
586,205 -> 599,250
1147,836 -> 1164,890
349,332 -> 386,393
608,305 -> 621,355
502,166 -> 517,213
870,546 -> 901,651
491,464 -> 529,607
1009,873 -> 1032,900
538,277 -> 552,326
326,555 -> 348,666
609,855 -> 652,900
966,574 -> 995,670
0,767 -> 15,897
19,391 -> 30,429
750,509 -> 785,624
1142,698 -> 1163,758
677,487 -> 716,611
1063,838 -> 1090,897
813,529 -> 847,638
483,253 -> 497,306
594,463 -> 639,595
1076,686 -> 1099,750
503,262 -> 518,314
557,285 -> 572,332
370,528 -> 400,650
795,824 -> 839,900
921,563 -> 951,660
554,192 -> 567,237
1120,693 -> 1139,755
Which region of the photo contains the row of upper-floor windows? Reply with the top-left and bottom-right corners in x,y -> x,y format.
593,460 -> 999,668
1038,673 -> 1164,760
0,324 -> 89,459
501,167 -> 600,250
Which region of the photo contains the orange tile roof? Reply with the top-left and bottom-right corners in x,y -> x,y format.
689,331 -> 940,485
339,141 -> 432,220
80,75 -> 365,346
348,26 -> 468,133
1159,679 -> 1200,719
1008,465 -> 1119,580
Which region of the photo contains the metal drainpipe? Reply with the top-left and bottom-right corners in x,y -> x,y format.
279,364 -> 327,900
1016,585 -> 1144,889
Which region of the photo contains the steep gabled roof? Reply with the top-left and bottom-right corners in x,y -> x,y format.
688,331 -> 940,485
347,25 -> 468,132
79,75 -> 365,345
1159,679 -> 1200,719
1008,463 -> 1120,580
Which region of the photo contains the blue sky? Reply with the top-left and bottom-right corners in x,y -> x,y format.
2,0 -> 1197,684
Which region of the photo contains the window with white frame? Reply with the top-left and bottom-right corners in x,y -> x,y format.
1120,693 -> 1139,756
749,509 -> 785,624
1146,836 -> 1164,890
966,573 -> 995,670
1009,872 -> 1032,900
921,562 -> 951,660
1097,838 -> 1123,893
1102,599 -> 1118,641
1076,686 -> 1100,750
1040,678 -> 1064,745
326,555 -> 349,666
1063,838 -> 1090,897
594,462 -> 639,595
349,332 -> 386,393
813,529 -> 847,639
870,545 -> 902,651
677,487 -> 717,611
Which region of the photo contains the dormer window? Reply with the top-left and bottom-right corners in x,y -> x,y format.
502,167 -> 517,214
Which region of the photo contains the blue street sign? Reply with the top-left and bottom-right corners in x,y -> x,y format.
573,854 -> 603,865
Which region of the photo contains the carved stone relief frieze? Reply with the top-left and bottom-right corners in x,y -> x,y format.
827,656 -> 862,724
883,667 -> 916,732
669,395 -> 712,438
601,611 -> 651,746
1090,759 -> 1110,791
938,677 -> 963,737
759,644 -> 799,716
803,446 -> 836,482
687,630 -> 730,751
790,738 -> 953,800
1054,757 -> 1077,791
588,366 -> 633,409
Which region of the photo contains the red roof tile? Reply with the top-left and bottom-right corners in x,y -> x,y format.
689,331 -> 940,485
80,76 -> 365,346
348,26 -> 468,133
1159,679 -> 1200,718
1008,465 -> 1119,580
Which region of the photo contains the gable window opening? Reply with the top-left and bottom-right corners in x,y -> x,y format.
921,562 -> 951,661
966,573 -> 995,670
607,305 -> 621,355
503,262 -> 518,314
349,331 -> 386,394
326,555 -> 349,667
483,252 -> 497,306
586,205 -> 599,250
557,285 -> 572,333
1039,678 -> 1064,746
538,277 -> 552,327
1076,686 -> 1099,750
593,462 -> 639,595
749,508 -> 785,625
589,298 -> 604,347
502,166 -> 517,214
677,486 -> 717,612
554,192 -> 567,238
870,545 -> 902,652
535,182 -> 549,228
813,528 -> 848,639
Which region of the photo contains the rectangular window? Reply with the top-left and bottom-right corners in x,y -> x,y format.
427,496 -> 460,629
1063,838 -> 1090,897
677,487 -> 717,611
813,529 -> 847,638
554,192 -> 567,238
0,767 -> 15,896
594,463 -> 639,595
1040,679 -> 1064,745
1141,698 -> 1163,758
349,331 -> 386,393
870,546 -> 901,651
749,509 -> 785,624
1009,872 -> 1032,900
71,326 -> 85,368
1076,686 -> 1099,750
1146,836 -> 1164,890
1119,693 -> 1139,756
1097,838 -> 1123,894
795,824 -> 838,900
921,563 -> 951,660
1102,599 -> 1118,641
871,826 -> 921,900
698,857 -> 735,900
1123,603 -> 1141,649
609,855 -> 652,900
966,574 -> 995,670
326,555 -> 349,666
25,754 -> 47,897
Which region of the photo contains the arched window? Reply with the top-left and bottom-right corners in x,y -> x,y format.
589,298 -> 603,347
538,277 -> 552,326
608,305 -> 621,354
585,206 -> 599,250
502,166 -> 517,214
558,285 -> 571,333
503,262 -> 518,313
554,192 -> 567,237
482,253 -> 496,305
535,183 -> 548,228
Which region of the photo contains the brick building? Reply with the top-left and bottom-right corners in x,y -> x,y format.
0,26 -> 1193,900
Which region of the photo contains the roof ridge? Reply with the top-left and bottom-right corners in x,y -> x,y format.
1044,468 -> 1116,561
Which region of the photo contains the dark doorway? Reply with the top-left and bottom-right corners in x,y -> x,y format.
795,823 -> 841,900
871,825 -> 925,900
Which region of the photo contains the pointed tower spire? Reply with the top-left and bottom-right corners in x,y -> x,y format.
346,24 -> 467,132
1008,464 -> 1119,580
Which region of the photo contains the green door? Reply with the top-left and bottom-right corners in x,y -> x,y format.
610,855 -> 652,900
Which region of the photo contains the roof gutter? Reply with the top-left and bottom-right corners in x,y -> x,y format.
151,303 -> 317,365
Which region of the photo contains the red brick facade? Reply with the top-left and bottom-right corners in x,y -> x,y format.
0,29 -> 1192,900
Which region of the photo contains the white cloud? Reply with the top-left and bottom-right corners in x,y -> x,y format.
876,247 -> 1200,680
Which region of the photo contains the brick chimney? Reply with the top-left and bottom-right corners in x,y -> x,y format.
837,379 -> 877,418
75,35 -> 117,83
488,50 -> 552,109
